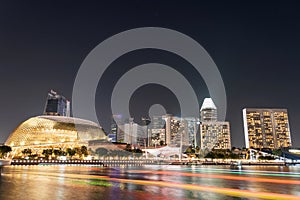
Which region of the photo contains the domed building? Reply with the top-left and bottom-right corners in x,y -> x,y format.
5,115 -> 107,154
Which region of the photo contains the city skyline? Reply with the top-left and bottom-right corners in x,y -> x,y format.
1,2 -> 300,148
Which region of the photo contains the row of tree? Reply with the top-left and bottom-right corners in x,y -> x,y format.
20,146 -> 89,160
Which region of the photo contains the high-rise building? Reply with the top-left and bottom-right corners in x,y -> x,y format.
200,121 -> 231,150
200,98 -> 231,150
163,115 -> 189,147
108,114 -> 123,142
123,118 -> 147,146
200,98 -> 217,122
148,116 -> 166,146
243,108 -> 292,149
184,117 -> 200,147
44,90 -> 70,117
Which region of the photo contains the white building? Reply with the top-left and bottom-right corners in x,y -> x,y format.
200,98 -> 231,150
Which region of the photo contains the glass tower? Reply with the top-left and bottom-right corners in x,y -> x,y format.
44,90 -> 70,117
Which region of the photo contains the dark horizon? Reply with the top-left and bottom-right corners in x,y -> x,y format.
1,1 -> 300,147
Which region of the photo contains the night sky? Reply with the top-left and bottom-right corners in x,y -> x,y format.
1,1 -> 300,147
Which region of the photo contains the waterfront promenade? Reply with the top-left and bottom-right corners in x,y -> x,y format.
8,159 -> 299,166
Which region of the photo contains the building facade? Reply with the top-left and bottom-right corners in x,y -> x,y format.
243,108 -> 292,149
5,115 -> 107,156
44,90 -> 70,117
123,118 -> 147,146
200,98 -> 217,122
148,116 -> 166,147
163,115 -> 189,147
200,98 -> 231,150
200,121 -> 231,150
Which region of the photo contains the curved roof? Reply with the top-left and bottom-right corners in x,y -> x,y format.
38,115 -> 100,127
5,115 -> 107,148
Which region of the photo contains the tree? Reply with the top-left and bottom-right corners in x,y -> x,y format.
74,147 -> 82,158
22,148 -> 32,156
125,144 -> 132,151
0,145 -> 12,158
272,149 -> 282,157
159,140 -> 164,146
42,149 -> 53,159
185,146 -> 192,154
95,148 -> 108,157
81,146 -> 88,157
204,151 -> 216,159
53,149 -> 65,158
66,148 -> 76,159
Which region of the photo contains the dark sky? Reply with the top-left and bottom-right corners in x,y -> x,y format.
1,1 -> 300,147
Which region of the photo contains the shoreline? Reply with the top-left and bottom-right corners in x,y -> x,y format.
8,159 -> 299,166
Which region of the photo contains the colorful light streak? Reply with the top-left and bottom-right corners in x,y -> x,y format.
20,171 -> 300,200
125,169 -> 300,185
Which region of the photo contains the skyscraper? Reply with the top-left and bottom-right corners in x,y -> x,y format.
123,118 -> 147,146
148,116 -> 166,146
184,117 -> 200,147
200,98 -> 217,122
200,98 -> 231,150
243,108 -> 292,149
44,90 -> 70,117
163,115 -> 189,147
200,121 -> 231,150
108,114 -> 123,142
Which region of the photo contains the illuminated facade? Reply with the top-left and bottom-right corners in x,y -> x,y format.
200,98 -> 231,150
243,108 -> 292,149
5,115 -> 107,153
200,122 -> 231,150
149,116 -> 166,147
123,118 -> 147,146
200,98 -> 217,122
163,115 -> 189,147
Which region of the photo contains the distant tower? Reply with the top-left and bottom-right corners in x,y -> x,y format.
109,114 -> 123,142
200,98 -> 217,122
44,90 -> 69,116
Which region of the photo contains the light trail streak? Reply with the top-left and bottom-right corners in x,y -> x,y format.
125,170 -> 300,185
21,171 -> 300,200
155,166 -> 300,178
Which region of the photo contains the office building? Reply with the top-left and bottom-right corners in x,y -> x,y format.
200,98 -> 217,122
148,116 -> 166,147
243,108 -> 292,149
163,115 -> 189,147
108,114 -> 123,142
200,98 -> 231,150
123,118 -> 147,146
200,121 -> 231,150
44,90 -> 70,117
185,117 -> 200,147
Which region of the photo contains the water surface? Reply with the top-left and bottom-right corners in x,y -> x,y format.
1,165 -> 300,199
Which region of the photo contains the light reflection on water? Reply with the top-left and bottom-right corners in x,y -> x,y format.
0,165 -> 300,200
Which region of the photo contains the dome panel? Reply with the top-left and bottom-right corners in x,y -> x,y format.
5,116 -> 107,148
